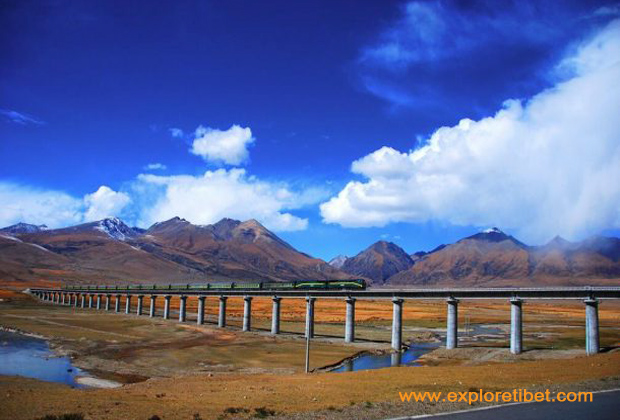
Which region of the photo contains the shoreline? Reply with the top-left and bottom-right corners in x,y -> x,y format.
0,325 -> 123,389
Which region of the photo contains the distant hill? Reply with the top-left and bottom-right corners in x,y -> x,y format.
0,217 -> 350,285
0,222 -> 48,235
328,255 -> 348,269
388,228 -> 620,286
339,241 -> 414,284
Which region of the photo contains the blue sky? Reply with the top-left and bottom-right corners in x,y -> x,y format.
2,0 -> 620,260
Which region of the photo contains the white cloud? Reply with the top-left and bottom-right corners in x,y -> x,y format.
144,163 -> 167,171
190,124 -> 254,165
0,109 -> 44,125
83,186 -> 131,222
321,20 -> 620,243
0,182 -> 83,228
135,168 -> 308,231
360,1 -> 558,70
169,127 -> 184,138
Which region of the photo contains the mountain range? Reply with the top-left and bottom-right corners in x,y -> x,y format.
1,219 -> 619,287
331,228 -> 620,286
0,217 -> 348,285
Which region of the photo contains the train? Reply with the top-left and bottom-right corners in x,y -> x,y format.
60,279 -> 367,291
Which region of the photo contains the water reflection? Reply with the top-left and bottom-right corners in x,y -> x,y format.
0,330 -> 87,387
332,342 -> 438,373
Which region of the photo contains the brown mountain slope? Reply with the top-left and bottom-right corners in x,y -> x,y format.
340,241 -> 413,285
0,217 -> 350,285
137,217 -> 349,282
388,229 -> 620,287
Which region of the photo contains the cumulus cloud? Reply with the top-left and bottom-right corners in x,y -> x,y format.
321,20 -> 620,243
0,109 -> 44,125
0,182 -> 83,228
0,183 -> 135,228
190,124 -> 254,165
83,186 -> 131,222
144,163 -> 167,171
134,169 -> 308,231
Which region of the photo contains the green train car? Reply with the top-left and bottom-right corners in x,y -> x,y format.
62,279 -> 366,291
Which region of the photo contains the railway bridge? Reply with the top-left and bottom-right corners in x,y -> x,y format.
28,286 -> 620,356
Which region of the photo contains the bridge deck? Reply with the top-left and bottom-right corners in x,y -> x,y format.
30,287 -> 620,299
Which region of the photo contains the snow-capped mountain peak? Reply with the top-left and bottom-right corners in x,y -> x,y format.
95,218 -> 135,241
328,254 -> 348,269
483,227 -> 503,234
0,222 -> 48,234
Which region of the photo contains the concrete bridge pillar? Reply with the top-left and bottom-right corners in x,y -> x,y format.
271,296 -> 281,334
136,295 -> 144,316
218,296 -> 227,328
305,297 -> 316,339
243,296 -> 252,331
125,295 -> 132,314
96,294 -> 102,310
510,298 -> 523,354
179,296 -> 187,322
391,298 -> 404,350
150,295 -> 157,317
105,294 -> 111,311
197,296 -> 206,325
345,297 -> 356,343
163,295 -> 171,319
81,294 -> 86,309
585,298 -> 600,355
88,294 -> 93,308
446,297 -> 459,349
391,351 -> 401,367
115,294 -> 121,312
61,293 -> 66,305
